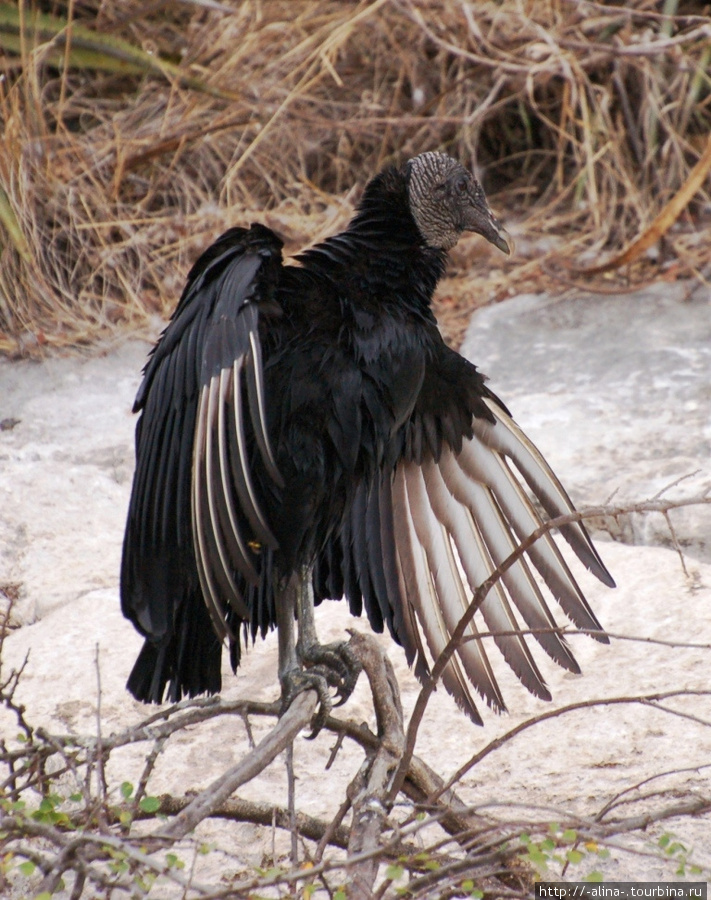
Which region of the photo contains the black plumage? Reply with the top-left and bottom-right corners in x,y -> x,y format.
121,152 -> 614,723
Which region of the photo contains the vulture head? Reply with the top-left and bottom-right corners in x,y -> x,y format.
406,151 -> 510,254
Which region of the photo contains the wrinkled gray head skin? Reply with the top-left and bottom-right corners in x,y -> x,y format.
406,151 -> 510,254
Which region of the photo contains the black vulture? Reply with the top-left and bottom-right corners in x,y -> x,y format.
121,152 -> 614,726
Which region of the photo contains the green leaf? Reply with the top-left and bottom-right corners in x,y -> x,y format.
566,849 -> 584,865
49,811 -> 70,827
562,829 -> 577,842
262,866 -> 283,878
462,885 -> 483,900
584,871 -> 604,882
33,894 -> 52,900
18,860 -> 35,876
658,834 -> 671,848
540,837 -> 555,852
138,796 -> 160,813
120,781 -> 134,800
69,793 -> 83,803
133,874 -> 156,892
525,848 -> 548,869
385,864 -> 404,881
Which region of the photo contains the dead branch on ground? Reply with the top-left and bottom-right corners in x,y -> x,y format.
1,493 -> 710,896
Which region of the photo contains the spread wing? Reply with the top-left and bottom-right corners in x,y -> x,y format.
120,223 -> 283,701
315,350 -> 614,725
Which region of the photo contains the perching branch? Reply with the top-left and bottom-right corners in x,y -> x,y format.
2,492 -> 710,895
345,631 -> 406,899
153,689 -> 318,841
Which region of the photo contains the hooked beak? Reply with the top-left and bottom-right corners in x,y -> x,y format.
463,203 -> 511,255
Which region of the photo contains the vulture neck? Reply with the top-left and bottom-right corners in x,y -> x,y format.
298,167 -> 448,318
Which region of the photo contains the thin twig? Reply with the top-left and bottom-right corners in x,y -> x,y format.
153,690 -> 318,841
428,689 -> 711,808
388,492 -> 711,804
286,740 -> 299,871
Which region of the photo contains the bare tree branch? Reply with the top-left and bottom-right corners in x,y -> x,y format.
153,690 -> 318,841
345,631 -> 405,899
2,493 -> 710,895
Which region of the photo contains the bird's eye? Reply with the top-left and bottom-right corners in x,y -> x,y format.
455,176 -> 468,195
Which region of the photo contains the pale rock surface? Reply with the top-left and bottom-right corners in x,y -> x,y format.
1,284 -> 710,894
462,280 -> 711,559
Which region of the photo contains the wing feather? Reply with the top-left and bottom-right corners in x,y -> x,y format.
400,465 -> 506,715
228,357 -> 279,550
350,482 -> 382,631
122,225 -> 285,702
424,454 -> 554,697
462,413 -> 608,639
382,484 -> 429,683
192,383 -> 239,641
217,367 -> 261,580
476,399 -> 615,589
245,329 -> 283,486
355,395 -> 613,724
439,446 -> 581,671
392,468 -> 483,723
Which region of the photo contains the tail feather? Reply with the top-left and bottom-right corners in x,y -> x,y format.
126,593 -> 223,703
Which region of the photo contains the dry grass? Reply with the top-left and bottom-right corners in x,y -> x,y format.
0,0 -> 710,354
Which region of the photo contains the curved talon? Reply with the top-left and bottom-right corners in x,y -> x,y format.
280,668 -> 332,738
308,649 -> 349,682
298,639 -> 362,707
333,643 -> 362,706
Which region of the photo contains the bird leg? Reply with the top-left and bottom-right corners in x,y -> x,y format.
295,566 -> 362,707
276,571 -> 333,737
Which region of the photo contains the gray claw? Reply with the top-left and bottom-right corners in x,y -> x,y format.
280,668 -> 332,738
298,640 -> 362,706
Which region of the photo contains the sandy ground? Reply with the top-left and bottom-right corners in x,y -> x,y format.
1,285 -> 710,894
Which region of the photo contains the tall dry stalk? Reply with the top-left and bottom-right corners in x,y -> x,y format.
0,0 -> 709,353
